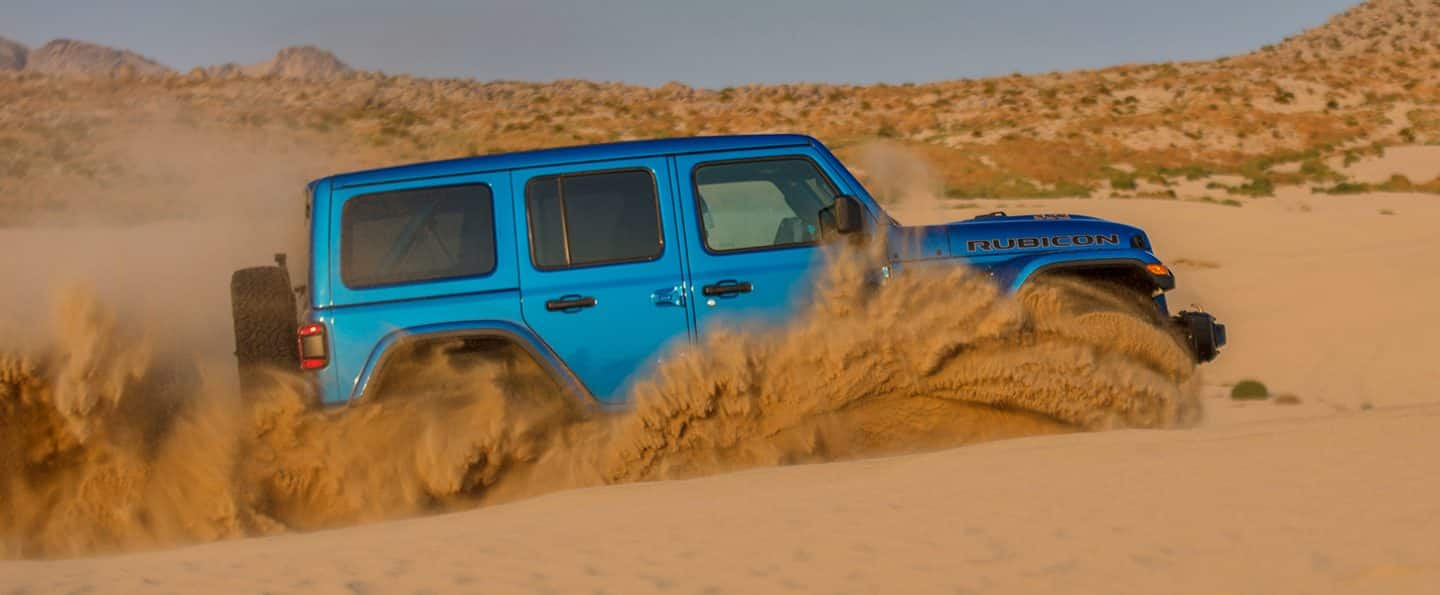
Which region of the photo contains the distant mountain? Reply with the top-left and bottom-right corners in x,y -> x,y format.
0,37 -> 26,71
25,39 -> 171,77
243,46 -> 352,80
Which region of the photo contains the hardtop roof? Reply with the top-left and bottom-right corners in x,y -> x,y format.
322,134 -> 821,189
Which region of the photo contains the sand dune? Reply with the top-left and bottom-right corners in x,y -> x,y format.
2,405 -> 1435,594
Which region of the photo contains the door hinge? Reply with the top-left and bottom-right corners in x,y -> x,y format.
651,284 -> 687,307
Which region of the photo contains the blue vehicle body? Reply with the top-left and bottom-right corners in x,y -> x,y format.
282,134 -> 1220,406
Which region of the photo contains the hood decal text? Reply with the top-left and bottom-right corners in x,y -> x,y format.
966,233 -> 1121,253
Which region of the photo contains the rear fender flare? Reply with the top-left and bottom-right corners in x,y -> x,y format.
349,320 -> 592,404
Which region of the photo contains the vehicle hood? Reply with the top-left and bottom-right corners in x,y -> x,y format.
888,213 -> 1149,261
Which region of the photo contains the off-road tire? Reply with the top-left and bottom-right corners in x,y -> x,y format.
1019,275 -> 1195,377
231,266 -> 298,396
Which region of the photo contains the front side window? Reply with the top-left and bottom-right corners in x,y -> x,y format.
693,158 -> 839,252
526,169 -> 662,269
341,184 -> 496,288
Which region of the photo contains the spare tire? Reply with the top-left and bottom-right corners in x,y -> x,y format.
231,266 -> 298,396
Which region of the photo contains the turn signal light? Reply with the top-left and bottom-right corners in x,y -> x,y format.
297,323 -> 328,370
1145,263 -> 1171,277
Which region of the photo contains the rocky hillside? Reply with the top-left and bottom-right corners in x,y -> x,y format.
0,37 -> 25,71
24,39 -> 171,77
1266,0 -> 1440,59
1,0 -> 1437,224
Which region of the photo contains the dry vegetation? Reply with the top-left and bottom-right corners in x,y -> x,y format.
2,0 -> 1439,223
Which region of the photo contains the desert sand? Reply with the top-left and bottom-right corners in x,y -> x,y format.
2,189 -> 1436,594
2,403 -> 1437,595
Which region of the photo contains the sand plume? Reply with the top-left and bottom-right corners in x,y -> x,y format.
0,249 -> 1199,559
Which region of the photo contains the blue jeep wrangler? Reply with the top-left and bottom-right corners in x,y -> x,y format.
230,134 -> 1225,406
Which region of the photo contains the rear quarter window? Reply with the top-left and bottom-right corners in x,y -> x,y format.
341,184 -> 496,288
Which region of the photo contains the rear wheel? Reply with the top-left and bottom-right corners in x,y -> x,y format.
367,336 -> 564,402
230,266 -> 298,397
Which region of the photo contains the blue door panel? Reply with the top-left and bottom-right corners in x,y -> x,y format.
512,157 -> 691,402
674,148 -> 857,334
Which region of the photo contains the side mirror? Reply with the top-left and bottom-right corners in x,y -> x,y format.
832,195 -> 865,235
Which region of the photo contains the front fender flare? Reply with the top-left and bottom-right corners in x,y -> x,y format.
998,249 -> 1170,293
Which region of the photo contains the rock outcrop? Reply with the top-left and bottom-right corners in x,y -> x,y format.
25,39 -> 171,77
0,37 -> 27,71
243,45 -> 352,80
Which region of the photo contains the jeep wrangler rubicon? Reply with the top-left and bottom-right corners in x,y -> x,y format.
230,135 -> 1225,406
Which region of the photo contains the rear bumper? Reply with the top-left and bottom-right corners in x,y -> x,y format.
1173,311 -> 1227,363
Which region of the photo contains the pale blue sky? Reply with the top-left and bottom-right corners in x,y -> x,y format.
6,0 -> 1356,87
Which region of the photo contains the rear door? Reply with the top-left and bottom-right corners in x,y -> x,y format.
513,158 -> 690,403
674,149 -> 853,333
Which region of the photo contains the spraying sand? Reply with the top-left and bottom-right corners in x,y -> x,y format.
0,245 -> 1200,558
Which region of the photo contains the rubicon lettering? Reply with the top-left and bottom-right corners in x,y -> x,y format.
965,234 -> 1121,253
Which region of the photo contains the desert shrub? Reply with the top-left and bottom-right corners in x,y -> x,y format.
1300,159 -> 1338,180
1377,175 -> 1414,192
1231,380 -> 1270,400
1110,173 -> 1138,191
1273,86 -> 1297,104
1229,177 -> 1275,197
1160,165 -> 1213,180
1315,182 -> 1371,195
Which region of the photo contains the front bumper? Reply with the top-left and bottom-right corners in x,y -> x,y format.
1173,311 -> 1227,363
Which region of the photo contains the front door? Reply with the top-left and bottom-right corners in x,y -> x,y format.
514,159 -> 690,402
673,150 -> 852,334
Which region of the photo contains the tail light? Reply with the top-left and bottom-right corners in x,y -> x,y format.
297,323 -> 328,370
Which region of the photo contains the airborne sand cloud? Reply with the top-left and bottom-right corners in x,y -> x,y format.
1,235 -> 1200,557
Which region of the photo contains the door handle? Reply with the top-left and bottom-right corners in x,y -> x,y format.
702,281 -> 753,297
545,295 -> 597,311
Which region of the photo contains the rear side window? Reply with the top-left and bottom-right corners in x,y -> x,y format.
693,158 -> 838,252
526,170 -> 662,269
341,184 -> 496,288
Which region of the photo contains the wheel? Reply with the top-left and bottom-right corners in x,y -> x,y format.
230,266 -> 298,397
1019,274 -> 1194,377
